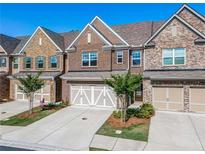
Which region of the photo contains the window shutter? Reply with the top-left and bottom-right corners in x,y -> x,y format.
43,56 -> 46,69
23,57 -> 26,69
30,57 -> 33,69
57,55 -> 60,68
35,57 -> 38,69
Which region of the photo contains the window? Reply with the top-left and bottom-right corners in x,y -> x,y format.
163,48 -> 185,65
87,33 -> 91,43
36,56 -> 45,69
82,52 -> 98,67
0,57 -> 6,67
13,57 -> 18,69
24,57 -> 32,69
132,51 -> 141,66
50,55 -> 57,68
116,51 -> 123,64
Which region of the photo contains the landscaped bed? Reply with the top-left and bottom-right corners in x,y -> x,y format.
0,102 -> 67,126
96,103 -> 154,142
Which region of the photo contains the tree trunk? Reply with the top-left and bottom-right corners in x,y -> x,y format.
29,93 -> 34,115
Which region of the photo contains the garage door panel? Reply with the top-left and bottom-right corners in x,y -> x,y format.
17,94 -> 24,100
169,103 -> 183,110
153,88 -> 167,101
169,88 -> 183,102
190,105 -> 205,113
190,88 -> 205,104
154,102 -> 167,109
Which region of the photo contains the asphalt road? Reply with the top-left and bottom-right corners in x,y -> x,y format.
0,146 -> 33,151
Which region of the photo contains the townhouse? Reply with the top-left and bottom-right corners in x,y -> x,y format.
0,4 -> 204,113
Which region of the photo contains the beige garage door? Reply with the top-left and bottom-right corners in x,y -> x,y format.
16,84 -> 50,102
190,88 -> 205,113
153,87 -> 184,111
71,85 -> 116,108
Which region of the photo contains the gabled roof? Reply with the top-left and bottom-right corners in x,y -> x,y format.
112,21 -> 165,46
18,26 -> 64,54
0,34 -> 20,55
60,30 -> 80,49
145,4 -> 205,45
176,4 -> 205,22
91,16 -> 129,46
66,24 -> 112,50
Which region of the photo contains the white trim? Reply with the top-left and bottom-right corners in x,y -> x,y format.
19,26 -> 63,54
0,46 -> 8,55
131,50 -> 141,67
90,16 -> 129,46
176,4 -> 205,22
145,14 -> 205,45
81,51 -> 98,67
66,24 -> 112,51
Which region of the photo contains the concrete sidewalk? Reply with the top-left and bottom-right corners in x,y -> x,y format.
90,134 -> 147,151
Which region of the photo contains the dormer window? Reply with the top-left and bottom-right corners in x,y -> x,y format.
39,38 -> 42,45
87,33 -> 91,44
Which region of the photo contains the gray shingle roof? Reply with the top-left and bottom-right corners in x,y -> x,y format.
0,34 -> 21,55
112,21 -> 165,46
61,71 -> 128,81
144,70 -> 205,80
13,35 -> 30,54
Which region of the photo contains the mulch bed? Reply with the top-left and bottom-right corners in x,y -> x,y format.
107,115 -> 150,128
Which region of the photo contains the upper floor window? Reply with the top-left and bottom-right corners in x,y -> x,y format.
24,57 -> 32,69
82,52 -> 98,67
132,51 -> 141,66
116,51 -> 123,64
0,57 -> 6,67
163,48 -> 185,66
13,57 -> 18,69
36,56 -> 45,69
50,55 -> 57,68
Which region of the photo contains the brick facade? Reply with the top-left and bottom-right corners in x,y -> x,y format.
0,75 -> 9,100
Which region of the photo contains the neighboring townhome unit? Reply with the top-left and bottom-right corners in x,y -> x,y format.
143,4 -> 205,113
61,16 -> 164,108
0,34 -> 20,100
8,27 -> 78,103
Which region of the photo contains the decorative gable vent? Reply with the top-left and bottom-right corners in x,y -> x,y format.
171,26 -> 177,37
39,38 -> 42,45
87,33 -> 91,44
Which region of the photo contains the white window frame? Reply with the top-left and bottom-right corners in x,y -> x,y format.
0,57 -> 7,67
162,48 -> 186,66
13,57 -> 19,69
81,52 -> 98,67
132,51 -> 141,67
116,51 -> 123,64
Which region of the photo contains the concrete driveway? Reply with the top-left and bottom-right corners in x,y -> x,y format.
1,106 -> 112,150
145,111 -> 205,151
0,101 -> 38,120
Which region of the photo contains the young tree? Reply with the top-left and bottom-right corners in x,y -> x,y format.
15,72 -> 44,114
105,72 -> 142,122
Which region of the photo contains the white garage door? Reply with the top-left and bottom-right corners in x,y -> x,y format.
70,85 -> 116,108
153,87 -> 184,111
190,88 -> 205,113
15,84 -> 50,102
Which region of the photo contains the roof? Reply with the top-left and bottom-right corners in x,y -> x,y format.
61,70 -> 128,81
13,36 -> 30,54
144,70 -> 205,80
41,27 -> 65,51
10,71 -> 62,80
112,21 -> 165,46
60,30 -> 80,49
0,34 -> 20,55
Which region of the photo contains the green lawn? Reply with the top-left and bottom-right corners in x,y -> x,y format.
0,104 -> 66,126
96,120 -> 150,142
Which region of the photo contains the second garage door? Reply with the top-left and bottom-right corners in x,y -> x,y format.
189,88 -> 205,113
70,85 -> 116,108
152,87 -> 184,111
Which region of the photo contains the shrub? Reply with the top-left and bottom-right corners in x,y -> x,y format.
136,103 -> 154,119
113,110 -> 123,119
126,108 -> 140,118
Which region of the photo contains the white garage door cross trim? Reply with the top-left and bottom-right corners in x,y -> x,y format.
70,85 -> 116,108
